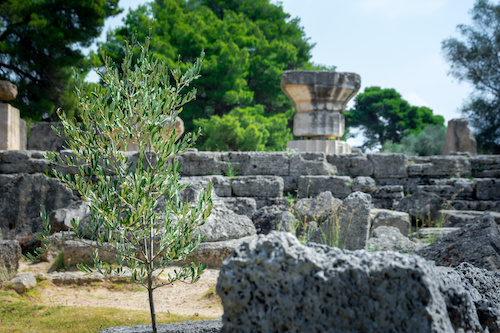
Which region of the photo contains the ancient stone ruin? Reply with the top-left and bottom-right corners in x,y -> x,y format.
0,80 -> 26,150
443,118 -> 477,155
281,71 -> 360,154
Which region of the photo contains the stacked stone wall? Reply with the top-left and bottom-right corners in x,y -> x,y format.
1,150 -> 499,213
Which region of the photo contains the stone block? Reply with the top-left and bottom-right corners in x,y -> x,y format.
443,118 -> 477,155
217,231 -> 482,332
252,205 -> 297,235
369,153 -> 407,179
293,191 -> 342,224
297,175 -> 352,198
10,272 -> 36,293
221,152 -> 289,176
282,175 -> 298,195
439,210 -> 500,227
371,185 -> 404,209
0,240 -> 21,283
287,139 -> 351,154
416,214 -> 500,270
27,122 -> 66,151
0,81 -> 17,101
0,103 -> 23,150
289,152 -> 336,175
476,178 -> 500,200
367,226 -> 423,253
370,208 -> 411,236
471,155 -> 500,178
393,190 -> 446,224
181,236 -> 256,268
417,178 -> 475,200
352,176 -> 376,192
327,153 -> 374,177
292,111 -> 345,138
196,202 -> 256,242
231,176 -> 283,198
177,151 -> 223,176
338,191 -> 372,250
407,156 -> 471,178
452,200 -> 500,212
220,197 -> 257,218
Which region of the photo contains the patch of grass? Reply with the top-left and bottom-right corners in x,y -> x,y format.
0,292 -> 215,333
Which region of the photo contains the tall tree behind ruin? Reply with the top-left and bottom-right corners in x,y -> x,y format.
0,0 -> 121,120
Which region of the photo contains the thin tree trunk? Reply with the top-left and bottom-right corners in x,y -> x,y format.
148,276 -> 157,333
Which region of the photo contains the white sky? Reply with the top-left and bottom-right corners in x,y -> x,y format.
85,0 -> 477,146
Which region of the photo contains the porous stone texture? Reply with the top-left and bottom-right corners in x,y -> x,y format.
178,151 -> 223,176
293,191 -> 342,224
367,226 -> 424,253
443,118 -> 477,155
221,152 -> 289,176
0,150 -> 50,174
27,122 -> 66,151
439,209 -> 500,228
369,153 -> 407,179
327,153 -> 374,177
219,197 -> 256,218
393,190 -> 445,224
417,178 -> 475,200
184,237 -> 256,268
0,173 -> 81,252
100,319 -> 223,333
0,80 -> 18,101
370,208 -> 411,236
476,178 -> 500,200
417,214 -> 500,271
371,185 -> 405,209
252,205 -> 297,235
297,175 -> 351,198
352,176 -> 376,193
196,203 -> 256,242
10,272 -> 37,293
231,176 -> 283,198
217,231 -> 483,333
408,156 -> 471,178
289,152 -> 336,175
472,155 -> 500,178
0,240 -> 21,283
445,262 -> 500,332
337,191 -> 372,250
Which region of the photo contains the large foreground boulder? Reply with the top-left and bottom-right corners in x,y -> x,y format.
217,231 -> 484,332
416,214 -> 500,271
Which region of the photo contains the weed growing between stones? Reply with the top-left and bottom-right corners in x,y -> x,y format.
25,33 -> 213,333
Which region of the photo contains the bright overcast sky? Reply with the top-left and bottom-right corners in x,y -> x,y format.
86,0 -> 477,145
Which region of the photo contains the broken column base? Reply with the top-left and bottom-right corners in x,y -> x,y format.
287,140 -> 351,154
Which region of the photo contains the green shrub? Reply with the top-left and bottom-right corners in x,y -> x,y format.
382,124 -> 446,156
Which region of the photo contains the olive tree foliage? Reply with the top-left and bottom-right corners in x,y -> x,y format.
381,124 -> 447,156
442,0 -> 500,153
27,35 -> 213,333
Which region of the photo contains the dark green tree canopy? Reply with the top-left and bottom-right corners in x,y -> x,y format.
442,0 -> 500,153
345,86 -> 444,151
99,0 -> 314,133
0,0 -> 121,120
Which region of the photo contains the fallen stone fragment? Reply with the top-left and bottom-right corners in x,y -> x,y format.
416,214 -> 500,271
10,272 -> 37,293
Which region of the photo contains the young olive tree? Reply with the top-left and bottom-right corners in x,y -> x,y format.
30,35 -> 213,333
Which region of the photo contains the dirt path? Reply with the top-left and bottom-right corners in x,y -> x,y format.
18,259 -> 223,318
